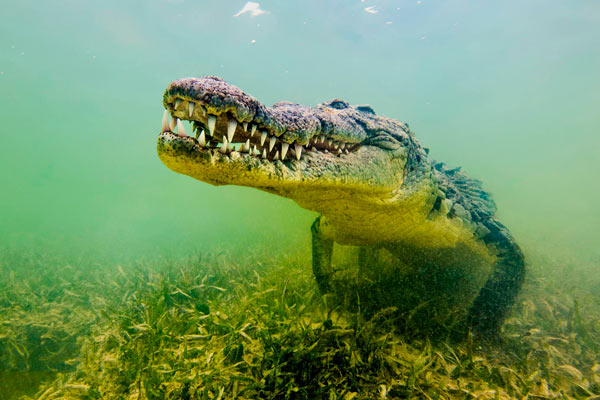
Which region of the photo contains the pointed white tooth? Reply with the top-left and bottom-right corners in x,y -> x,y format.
344,149 -> 349,154
327,139 -> 333,146
219,137 -> 228,154
260,131 -> 267,146
274,150 -> 280,160
334,142 -> 340,149
176,119 -> 187,136
207,115 -> 216,135
200,106 -> 206,116
262,149 -> 267,159
244,139 -> 250,152
269,136 -> 276,151
281,142 -> 289,160
311,146 -> 317,152
175,99 -> 182,109
336,149 -> 342,155
170,116 -> 178,131
252,145 -> 258,156
319,135 -> 325,143
324,149 -> 329,153
340,143 -> 346,150
250,124 -> 257,137
295,144 -> 302,160
161,110 -> 170,133
188,102 -> 195,117
243,122 -> 248,131
227,119 -> 237,142
198,131 -> 206,146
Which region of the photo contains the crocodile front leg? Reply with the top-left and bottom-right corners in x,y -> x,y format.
311,216 -> 334,294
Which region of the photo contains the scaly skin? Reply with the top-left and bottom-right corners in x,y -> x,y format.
157,76 -> 525,336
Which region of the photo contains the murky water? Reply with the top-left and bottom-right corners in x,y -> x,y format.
1,1 -> 598,398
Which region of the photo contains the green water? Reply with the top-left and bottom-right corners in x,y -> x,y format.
1,1 -> 599,398
1,0 -> 598,260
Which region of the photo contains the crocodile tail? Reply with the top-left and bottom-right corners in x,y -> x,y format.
467,217 -> 526,336
432,161 -> 525,335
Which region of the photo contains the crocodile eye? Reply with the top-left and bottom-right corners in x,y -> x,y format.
326,99 -> 349,110
364,135 -> 399,151
356,105 -> 375,115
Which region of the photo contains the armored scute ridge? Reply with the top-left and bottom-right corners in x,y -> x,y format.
157,76 -> 525,336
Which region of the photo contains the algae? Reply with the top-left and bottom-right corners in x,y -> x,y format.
1,250 -> 599,399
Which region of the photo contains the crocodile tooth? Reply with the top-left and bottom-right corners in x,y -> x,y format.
319,135 -> 325,143
269,136 -> 276,151
161,110 -> 170,133
227,119 -> 237,143
176,119 -> 187,136
243,122 -> 248,131
200,105 -> 206,116
262,149 -> 267,159
311,146 -> 317,152
274,150 -> 280,160
295,144 -> 302,160
334,142 -> 340,149
188,102 -> 195,117
252,145 -> 258,156
175,99 -> 182,109
244,139 -> 250,152
207,115 -> 217,135
250,124 -> 257,137
219,137 -> 229,154
198,131 -> 206,146
327,139 -> 333,146
260,131 -> 267,146
324,149 -> 329,153
340,143 -> 346,150
281,143 -> 289,160
170,116 -> 178,131
344,149 -> 349,154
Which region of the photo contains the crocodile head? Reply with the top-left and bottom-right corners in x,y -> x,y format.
158,76 -> 432,244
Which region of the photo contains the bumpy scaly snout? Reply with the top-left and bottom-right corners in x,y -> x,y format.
159,76 -> 363,163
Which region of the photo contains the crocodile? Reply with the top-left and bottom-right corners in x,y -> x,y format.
157,76 -> 525,336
